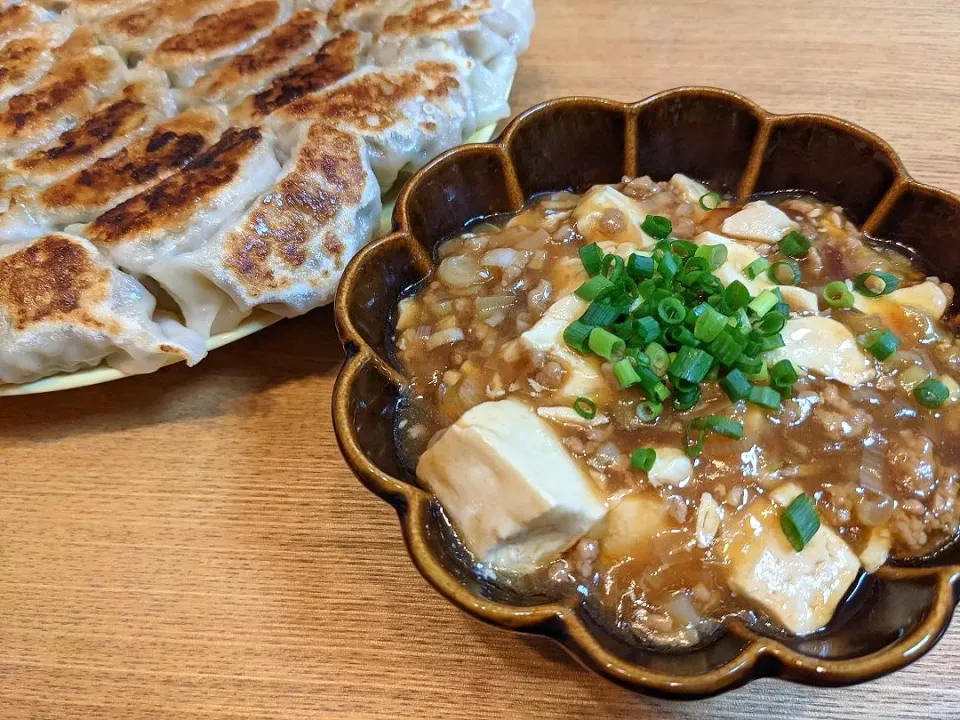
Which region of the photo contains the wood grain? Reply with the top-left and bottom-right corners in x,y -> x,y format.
2,1 -> 960,717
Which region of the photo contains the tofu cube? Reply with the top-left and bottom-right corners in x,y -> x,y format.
573,185 -> 657,248
599,492 -> 671,566
416,399 -> 608,572
718,482 -> 860,634
720,200 -> 799,243
853,279 -> 948,322
767,316 -> 875,387
646,447 -> 694,488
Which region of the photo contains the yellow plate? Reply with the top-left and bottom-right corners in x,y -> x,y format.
0,120 -> 505,397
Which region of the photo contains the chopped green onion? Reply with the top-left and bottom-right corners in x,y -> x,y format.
632,317 -> 661,346
770,359 -> 799,387
658,250 -> 681,280
780,493 -> 820,551
745,361 -> 769,383
693,243 -> 728,270
853,271 -> 899,297
642,214 -> 672,239
636,401 -> 663,422
657,297 -> 686,326
588,327 -> 626,361
768,260 -> 802,286
670,239 -> 698,258
673,386 -> 701,412
694,305 -> 727,343
747,289 -> 779,317
823,281 -> 855,309
778,231 -> 810,259
914,377 -> 950,409
573,396 -> 597,419
627,348 -> 650,367
748,385 -> 782,410
636,366 -> 671,402
709,328 -> 745,367
720,368 -> 753,401
698,274 -> 724,296
666,325 -> 700,347
859,328 -> 900,361
579,243 -> 603,276
705,415 -> 744,439
645,342 -> 670,376
580,300 -> 620,327
669,346 -> 715,383
601,254 -> 625,283
684,415 -> 744,457
575,275 -> 614,301
627,253 -> 655,280
699,192 -> 722,210
612,358 -> 642,388
736,355 -> 764,376
631,447 -> 657,472
755,311 -> 786,336
723,281 -> 751,311
563,321 -> 593,353
758,333 -> 785,353
744,257 -> 771,280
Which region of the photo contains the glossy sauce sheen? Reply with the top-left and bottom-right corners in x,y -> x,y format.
394,176 -> 960,646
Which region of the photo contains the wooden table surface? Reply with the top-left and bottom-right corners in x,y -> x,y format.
3,1 -> 960,717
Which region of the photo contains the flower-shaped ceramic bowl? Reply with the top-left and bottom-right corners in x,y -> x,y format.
332,88 -> 960,698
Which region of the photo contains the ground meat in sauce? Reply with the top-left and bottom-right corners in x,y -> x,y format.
394,176 -> 960,644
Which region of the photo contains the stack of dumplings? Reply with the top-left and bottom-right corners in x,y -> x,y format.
0,0 -> 534,385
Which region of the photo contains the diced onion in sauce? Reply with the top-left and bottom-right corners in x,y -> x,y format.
425,327 -> 465,350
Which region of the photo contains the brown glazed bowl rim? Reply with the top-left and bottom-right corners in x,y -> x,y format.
332,87 -> 960,697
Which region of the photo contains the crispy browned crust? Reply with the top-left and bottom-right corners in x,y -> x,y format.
152,0 -> 281,65
380,0 -> 490,36
85,126 -> 264,246
100,0 -> 224,42
14,82 -> 156,176
224,124 -> 363,296
191,8 -> 322,100
0,51 -> 119,142
0,3 -> 40,40
0,234 -> 116,332
0,35 -> 47,90
325,0 -> 377,32
274,59 -> 462,129
230,30 -> 363,123
40,108 -> 222,213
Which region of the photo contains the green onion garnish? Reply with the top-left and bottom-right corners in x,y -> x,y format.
626,253 -> 655,280
748,385 -> 782,410
673,386 -> 701,411
684,415 -> 744,457
778,231 -> 811,259
699,192 -> 722,210
666,325 -> 700,347
720,367 -> 753,401
588,327 -> 626,361
631,447 -> 657,472
747,289 -> 779,317
723,280 -> 751,311
636,401 -> 663,422
858,328 -> 900,361
736,355 -> 764,376
755,311 -> 786,336
580,300 -> 619,327
636,365 -> 671,402
601,254 -> 625,283
563,320 -> 593,353
853,271 -> 899,297
770,359 -> 799,388
780,493 -> 820,551
645,342 -> 670,376
573,396 -> 597,419
758,333 -> 785,353
658,250 -> 681,280
914,377 -> 950,409
612,357 -> 642,388
822,280 -> 854,308
669,346 -> 715,384
657,296 -> 686,326
579,243 -> 603,276
575,274 -> 614,301
709,328 -> 745,367
768,260 -> 802,286
694,243 -> 728,270
744,257 -> 770,280
641,214 -> 672,239
631,317 -> 661,346
670,239 -> 698,258
694,305 -> 728,343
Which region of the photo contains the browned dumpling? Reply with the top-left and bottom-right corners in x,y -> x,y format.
228,29 -> 367,125
186,8 -> 329,107
79,125 -> 282,277
63,0 -> 146,23
10,70 -> 177,186
0,1 -> 60,45
146,0 -> 293,87
150,122 -> 381,336
267,59 -> 475,186
95,0 -> 231,62
0,44 -> 128,158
